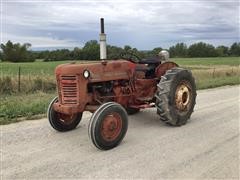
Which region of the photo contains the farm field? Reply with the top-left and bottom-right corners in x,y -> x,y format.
0,57 -> 239,124
173,57 -> 240,66
1,57 -> 239,76
173,57 -> 240,89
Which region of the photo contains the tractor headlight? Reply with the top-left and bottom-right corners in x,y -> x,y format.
83,70 -> 90,79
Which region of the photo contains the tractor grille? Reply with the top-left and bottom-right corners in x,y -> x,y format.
60,75 -> 78,104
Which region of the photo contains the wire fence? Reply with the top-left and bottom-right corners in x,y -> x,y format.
0,65 -> 239,95
0,66 -> 56,95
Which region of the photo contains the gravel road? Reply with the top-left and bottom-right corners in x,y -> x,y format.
1,86 -> 239,179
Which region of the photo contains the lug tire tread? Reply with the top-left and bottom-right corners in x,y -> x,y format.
155,68 -> 197,126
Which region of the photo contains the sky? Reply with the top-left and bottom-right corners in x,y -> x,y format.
1,0 -> 239,50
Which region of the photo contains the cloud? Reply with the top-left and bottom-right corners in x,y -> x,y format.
1,0 -> 239,49
2,33 -> 83,49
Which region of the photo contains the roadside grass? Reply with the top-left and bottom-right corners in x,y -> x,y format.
196,76 -> 239,89
0,76 -> 55,94
0,57 -> 239,125
193,66 -> 240,87
174,57 -> 240,89
0,92 -> 56,125
192,67 -> 240,89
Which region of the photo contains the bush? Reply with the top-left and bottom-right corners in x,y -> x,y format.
0,76 -> 13,94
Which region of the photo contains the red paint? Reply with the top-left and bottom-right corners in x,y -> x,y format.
53,60 -> 178,116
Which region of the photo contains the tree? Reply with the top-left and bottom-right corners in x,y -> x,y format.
188,42 -> 217,57
216,45 -> 229,57
107,45 -> 124,59
131,48 -> 145,59
0,40 -> 35,62
3,40 -> 239,62
82,40 -> 100,60
123,45 -> 132,52
44,49 -> 73,61
169,43 -> 188,58
229,42 -> 240,56
151,47 -> 163,56
37,50 -> 50,59
122,46 -> 145,59
142,47 -> 162,58
0,50 -> 3,61
72,47 -> 83,60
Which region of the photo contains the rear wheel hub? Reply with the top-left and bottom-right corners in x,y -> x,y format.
175,81 -> 192,111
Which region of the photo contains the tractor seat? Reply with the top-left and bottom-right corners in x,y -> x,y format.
138,57 -> 161,65
135,63 -> 157,79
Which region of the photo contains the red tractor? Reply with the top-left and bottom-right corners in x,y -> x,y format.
47,19 -> 196,150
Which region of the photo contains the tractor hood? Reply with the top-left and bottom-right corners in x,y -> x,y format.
55,60 -> 136,82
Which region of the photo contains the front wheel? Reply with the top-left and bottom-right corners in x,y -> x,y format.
47,97 -> 82,132
155,68 -> 197,126
88,102 -> 128,150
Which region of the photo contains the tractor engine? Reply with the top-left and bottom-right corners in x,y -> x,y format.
88,80 -> 132,106
88,81 -> 114,96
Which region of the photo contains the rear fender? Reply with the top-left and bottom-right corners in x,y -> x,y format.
155,61 -> 178,78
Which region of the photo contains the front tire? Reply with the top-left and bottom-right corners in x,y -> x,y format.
155,68 -> 196,126
47,97 -> 82,132
88,102 -> 128,150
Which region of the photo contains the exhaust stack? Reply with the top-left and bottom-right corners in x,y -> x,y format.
99,18 -> 107,60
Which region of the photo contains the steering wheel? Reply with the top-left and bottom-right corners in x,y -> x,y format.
120,51 -> 141,63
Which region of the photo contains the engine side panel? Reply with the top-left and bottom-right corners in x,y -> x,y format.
54,60 -> 135,114
55,60 -> 135,82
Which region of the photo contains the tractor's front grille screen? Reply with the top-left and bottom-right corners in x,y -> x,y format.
60,75 -> 78,104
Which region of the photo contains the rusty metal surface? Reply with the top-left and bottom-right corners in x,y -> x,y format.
175,80 -> 193,111
100,112 -> 122,142
55,60 -> 133,82
57,113 -> 77,125
54,60 -> 134,114
134,79 -> 157,102
54,60 -> 178,116
155,61 -> 178,78
53,102 -> 80,115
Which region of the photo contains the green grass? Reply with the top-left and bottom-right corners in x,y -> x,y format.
196,76 -> 240,89
0,60 -> 95,76
173,57 -> 240,66
0,60 -> 70,76
172,57 -> 240,89
0,92 -> 56,125
1,57 -> 239,76
0,57 -> 239,125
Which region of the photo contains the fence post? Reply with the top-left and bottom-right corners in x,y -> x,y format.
212,68 -> 215,78
18,66 -> 21,92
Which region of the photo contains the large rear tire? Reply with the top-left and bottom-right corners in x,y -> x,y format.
48,97 -> 82,132
155,68 -> 196,126
88,102 -> 128,150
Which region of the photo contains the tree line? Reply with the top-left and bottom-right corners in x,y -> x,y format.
0,40 -> 239,62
